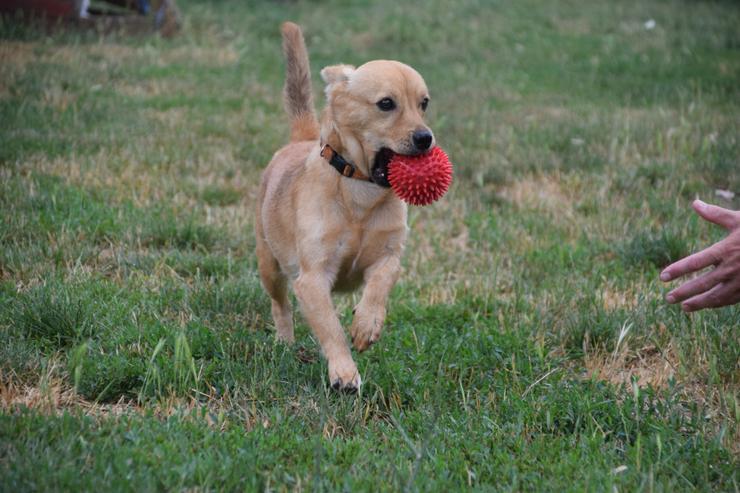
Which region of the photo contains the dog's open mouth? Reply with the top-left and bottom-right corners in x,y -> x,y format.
372,147 -> 432,187
371,148 -> 395,187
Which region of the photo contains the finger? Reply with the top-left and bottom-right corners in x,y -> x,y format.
693,200 -> 740,230
665,268 -> 723,304
660,241 -> 723,282
681,282 -> 740,312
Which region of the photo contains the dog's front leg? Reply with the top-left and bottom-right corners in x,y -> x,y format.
351,255 -> 401,352
293,270 -> 360,391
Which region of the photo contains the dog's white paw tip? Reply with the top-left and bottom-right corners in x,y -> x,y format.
330,374 -> 361,393
331,379 -> 358,394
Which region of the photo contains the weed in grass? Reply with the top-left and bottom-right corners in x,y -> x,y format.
619,228 -> 690,270
199,185 -> 242,207
139,210 -> 220,251
139,338 -> 166,403
172,330 -> 202,397
189,276 -> 270,328
163,251 -> 233,278
76,352 -> 146,402
16,291 -> 88,349
67,342 -> 88,392
699,135 -> 740,192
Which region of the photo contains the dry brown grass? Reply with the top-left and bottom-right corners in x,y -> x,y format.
0,41 -> 39,70
499,173 -> 575,216
599,284 -> 641,311
0,366 -> 245,429
584,342 -> 677,389
21,146 -> 261,210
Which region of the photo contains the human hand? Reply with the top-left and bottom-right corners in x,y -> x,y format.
660,200 -> 740,312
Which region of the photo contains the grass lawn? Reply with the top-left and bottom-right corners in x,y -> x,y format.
1,0 -> 738,490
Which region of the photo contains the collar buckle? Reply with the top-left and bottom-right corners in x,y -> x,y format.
321,144 -> 369,182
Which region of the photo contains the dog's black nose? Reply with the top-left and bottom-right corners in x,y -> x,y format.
412,130 -> 433,151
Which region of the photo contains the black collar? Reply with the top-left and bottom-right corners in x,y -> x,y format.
320,144 -> 371,182
320,144 -> 391,188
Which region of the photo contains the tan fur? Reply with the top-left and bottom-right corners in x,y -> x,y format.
255,22 -> 433,391
280,22 -> 320,142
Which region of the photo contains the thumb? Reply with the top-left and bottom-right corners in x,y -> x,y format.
693,200 -> 739,230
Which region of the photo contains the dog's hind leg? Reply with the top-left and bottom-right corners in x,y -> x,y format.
256,238 -> 294,343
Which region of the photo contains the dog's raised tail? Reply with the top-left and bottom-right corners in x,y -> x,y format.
281,22 -> 320,142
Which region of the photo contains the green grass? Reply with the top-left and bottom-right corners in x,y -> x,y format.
1,0 -> 739,490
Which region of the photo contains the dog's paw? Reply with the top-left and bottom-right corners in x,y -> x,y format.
275,330 -> 295,345
271,302 -> 294,344
328,357 -> 361,393
350,307 -> 384,352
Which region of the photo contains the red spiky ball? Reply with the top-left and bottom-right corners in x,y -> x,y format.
388,146 -> 453,206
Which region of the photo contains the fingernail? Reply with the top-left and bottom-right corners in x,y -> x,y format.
681,303 -> 692,312
694,199 -> 706,208
666,294 -> 676,303
660,271 -> 671,282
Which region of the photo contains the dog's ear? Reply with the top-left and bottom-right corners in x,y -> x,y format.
320,64 -> 355,86
319,65 -> 354,151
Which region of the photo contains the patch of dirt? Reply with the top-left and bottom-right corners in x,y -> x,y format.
0,41 -> 37,71
500,175 -> 573,212
599,285 -> 640,311
584,344 -> 677,389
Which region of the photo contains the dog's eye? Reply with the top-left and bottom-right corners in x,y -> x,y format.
376,98 -> 396,111
421,97 -> 429,111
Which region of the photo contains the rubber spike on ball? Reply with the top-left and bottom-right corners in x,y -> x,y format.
387,146 -> 453,206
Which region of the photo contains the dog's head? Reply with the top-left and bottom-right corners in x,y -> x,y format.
320,60 -> 433,186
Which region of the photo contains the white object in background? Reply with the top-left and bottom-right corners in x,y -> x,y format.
77,0 -> 90,18
715,189 -> 735,200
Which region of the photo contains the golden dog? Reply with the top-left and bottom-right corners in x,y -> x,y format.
255,22 -> 434,391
